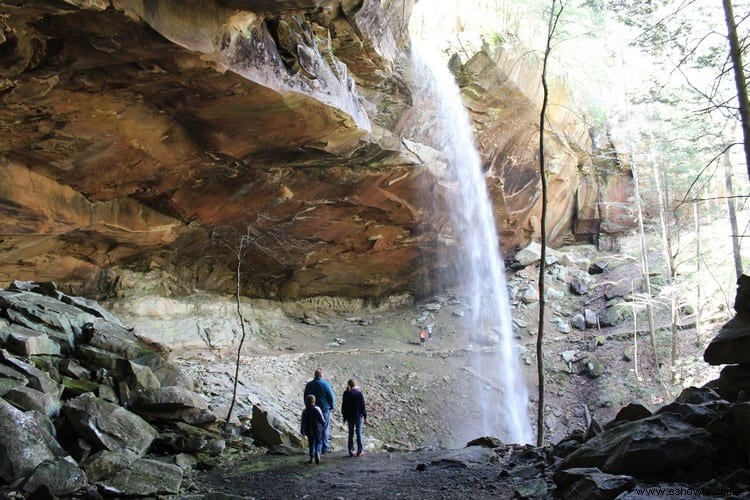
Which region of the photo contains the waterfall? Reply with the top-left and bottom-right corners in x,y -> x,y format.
411,40 -> 533,445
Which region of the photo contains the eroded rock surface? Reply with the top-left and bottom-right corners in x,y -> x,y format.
0,1 -> 632,300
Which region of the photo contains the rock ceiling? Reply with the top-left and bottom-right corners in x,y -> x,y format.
0,0 -> 632,300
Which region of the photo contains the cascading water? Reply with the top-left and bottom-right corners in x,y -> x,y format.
411,39 -> 533,445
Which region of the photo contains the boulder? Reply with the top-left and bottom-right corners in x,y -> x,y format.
4,385 -> 61,418
62,392 -> 158,456
132,353 -> 195,390
5,325 -> 61,356
81,449 -> 139,483
127,386 -> 210,422
22,458 -> 88,497
704,314 -> 750,365
709,364 -> 750,401
0,363 -> 29,396
0,399 -> 68,483
96,458 -> 182,497
155,422 -> 226,456
558,413 -> 714,476
553,467 -> 635,500
252,403 -> 303,448
607,403 -> 652,427
0,350 -> 63,399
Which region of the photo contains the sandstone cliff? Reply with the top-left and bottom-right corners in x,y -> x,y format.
0,0 -> 633,300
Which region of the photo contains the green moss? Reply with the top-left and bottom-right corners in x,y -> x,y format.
62,376 -> 99,394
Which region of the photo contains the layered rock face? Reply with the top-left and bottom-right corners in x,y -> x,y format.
0,0 -> 632,300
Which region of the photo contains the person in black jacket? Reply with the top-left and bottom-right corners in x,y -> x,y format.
341,378 -> 368,457
300,394 -> 325,464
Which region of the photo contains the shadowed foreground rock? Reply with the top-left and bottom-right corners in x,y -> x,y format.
0,281 -> 226,497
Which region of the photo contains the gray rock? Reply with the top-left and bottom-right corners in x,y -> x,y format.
133,353 -> 195,389
97,457 -> 182,496
0,363 -> 29,396
559,413 -> 714,476
156,421 -> 226,456
571,313 -> 586,331
59,357 -> 91,380
23,457 -> 88,497
76,344 -> 125,371
584,309 -> 598,328
5,325 -> 61,356
554,467 -> 635,500
81,449 -> 139,483
515,242 -> 542,266
608,403 -> 652,426
62,392 -> 158,456
86,318 -> 157,360
127,386 -> 209,421
0,289 -> 95,350
704,314 -> 750,365
0,399 -> 67,483
519,286 -> 539,304
4,385 -> 61,418
600,302 -> 630,327
0,350 -> 63,399
252,403 -> 303,448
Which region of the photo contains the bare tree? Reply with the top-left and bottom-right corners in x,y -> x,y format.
723,0 -> 750,182
209,214 -> 307,428
536,0 -> 564,448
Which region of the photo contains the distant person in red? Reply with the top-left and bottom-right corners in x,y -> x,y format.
419,327 -> 427,346
300,394 -> 325,464
341,379 -> 368,457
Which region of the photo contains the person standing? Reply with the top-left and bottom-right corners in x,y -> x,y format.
341,378 -> 368,457
300,394 -> 325,464
419,327 -> 426,346
304,368 -> 336,453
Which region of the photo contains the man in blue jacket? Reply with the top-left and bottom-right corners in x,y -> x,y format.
304,368 -> 336,453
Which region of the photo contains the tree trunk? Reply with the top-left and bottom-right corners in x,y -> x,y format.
723,0 -> 750,182
226,237 -> 249,428
694,200 -> 703,346
535,0 -> 563,448
724,147 -> 743,280
649,141 -> 678,382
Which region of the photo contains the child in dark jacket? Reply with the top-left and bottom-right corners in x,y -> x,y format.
300,394 -> 325,464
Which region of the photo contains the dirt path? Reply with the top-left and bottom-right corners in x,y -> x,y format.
180,444 -> 551,499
